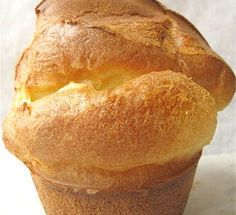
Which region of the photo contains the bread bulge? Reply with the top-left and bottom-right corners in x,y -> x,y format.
3,0 -> 235,186
14,0 -> 235,109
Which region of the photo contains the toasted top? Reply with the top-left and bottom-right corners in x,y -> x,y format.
3,0 -> 235,175
15,0 -> 235,109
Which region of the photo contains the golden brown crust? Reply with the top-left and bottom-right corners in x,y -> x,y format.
15,0 -> 235,109
2,0 -> 235,188
29,152 -> 202,191
4,71 -> 216,172
32,159 -> 198,215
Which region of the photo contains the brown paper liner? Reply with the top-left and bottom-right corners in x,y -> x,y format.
32,158 -> 198,215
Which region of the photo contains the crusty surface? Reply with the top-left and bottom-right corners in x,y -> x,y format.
2,0 -> 235,185
4,71 -> 216,171
15,0 -> 235,109
28,152 -> 201,191
32,160 -> 198,215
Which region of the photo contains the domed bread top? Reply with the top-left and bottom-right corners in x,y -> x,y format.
3,0 -> 235,175
14,0 -> 235,110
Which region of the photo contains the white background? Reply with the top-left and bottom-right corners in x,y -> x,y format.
0,0 -> 235,215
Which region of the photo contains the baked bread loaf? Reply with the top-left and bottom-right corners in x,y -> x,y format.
3,0 -> 235,214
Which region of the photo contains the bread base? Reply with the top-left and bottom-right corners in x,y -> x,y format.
32,159 -> 198,215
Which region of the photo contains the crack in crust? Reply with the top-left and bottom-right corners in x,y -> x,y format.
14,0 -> 235,109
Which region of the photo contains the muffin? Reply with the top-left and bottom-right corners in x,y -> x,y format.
3,0 -> 235,214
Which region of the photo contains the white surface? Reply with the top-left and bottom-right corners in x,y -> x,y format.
0,0 -> 236,215
0,145 -> 235,215
185,153 -> 236,215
